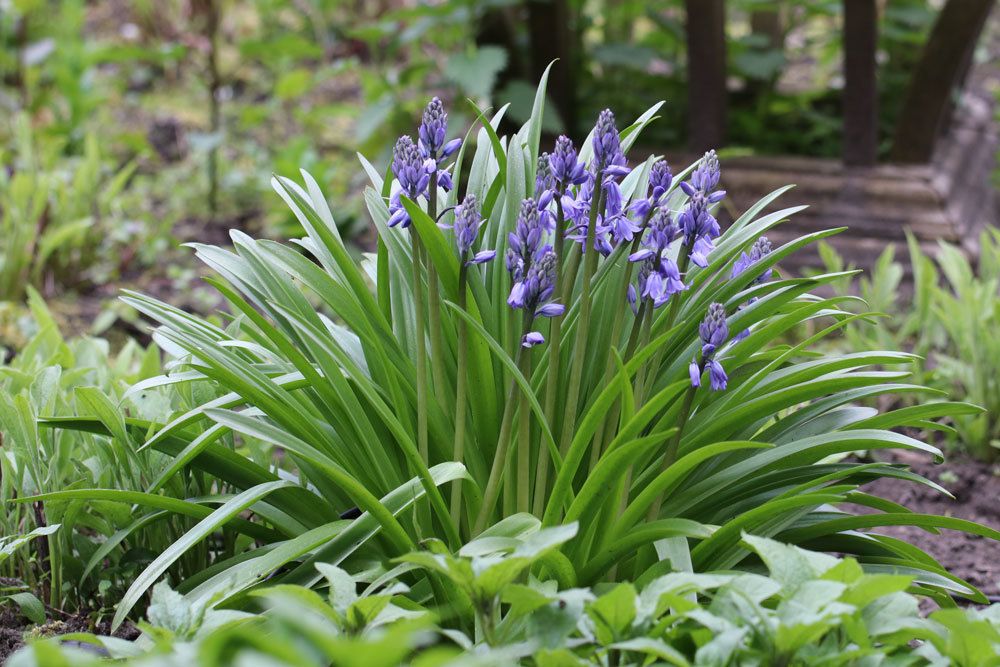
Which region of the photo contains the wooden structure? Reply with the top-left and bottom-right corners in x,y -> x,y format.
712,89 -> 998,275
681,0 -> 994,166
673,0 -> 999,272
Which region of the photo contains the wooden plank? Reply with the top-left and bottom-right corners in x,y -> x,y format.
685,0 -> 726,152
842,0 -> 878,166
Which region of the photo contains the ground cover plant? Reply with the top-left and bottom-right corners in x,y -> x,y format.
816,232 -> 1000,461
9,534 -> 1000,665
0,291 -> 264,629
2,75 -> 999,663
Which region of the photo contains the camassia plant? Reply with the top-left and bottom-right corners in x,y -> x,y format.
28,75 -> 997,630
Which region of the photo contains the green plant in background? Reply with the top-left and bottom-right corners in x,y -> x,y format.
0,290 -> 261,620
0,115 -> 143,301
8,533 -> 1000,665
26,77 -> 997,641
817,231 -> 1000,461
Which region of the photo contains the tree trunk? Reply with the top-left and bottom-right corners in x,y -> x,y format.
842,0 -> 878,166
526,0 -> 577,135
685,0 -> 727,152
890,0 -> 995,164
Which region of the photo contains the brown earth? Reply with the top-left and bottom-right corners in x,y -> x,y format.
0,604 -> 138,663
861,450 -> 1000,601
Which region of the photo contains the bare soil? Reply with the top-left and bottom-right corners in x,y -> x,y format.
861,450 -> 1000,600
0,604 -> 138,663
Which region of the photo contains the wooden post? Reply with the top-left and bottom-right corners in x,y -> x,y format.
527,0 -> 577,135
685,0 -> 726,152
890,0 -> 995,164
842,0 -> 878,166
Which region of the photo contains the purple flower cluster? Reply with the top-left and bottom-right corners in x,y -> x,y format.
560,111 -> 642,255
418,97 -> 462,162
388,136 -> 433,228
441,194 -> 495,266
627,208 -> 685,311
677,151 -> 726,267
388,98 -> 462,228
629,158 -> 673,220
731,236 -> 774,341
731,236 -> 773,282
505,199 -> 564,347
550,136 -> 587,187
690,302 -> 728,391
592,110 -> 630,177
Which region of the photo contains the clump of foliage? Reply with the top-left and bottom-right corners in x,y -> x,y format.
24,77 -> 997,643
0,117 -> 145,301
817,231 -> 1000,461
8,532 -> 1000,665
0,291 -> 253,621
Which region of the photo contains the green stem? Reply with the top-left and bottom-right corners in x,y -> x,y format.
645,376 -> 699,522
517,352 -> 533,513
425,173 -> 449,404
588,211 -> 654,467
450,264 -> 470,533
410,234 -> 430,463
534,195 -> 567,516
474,315 -> 533,534
638,249 -> 692,403
558,189 -> 605,457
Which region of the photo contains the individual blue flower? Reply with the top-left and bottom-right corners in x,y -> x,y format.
441,194 -> 495,265
388,135 -> 433,228
707,359 -> 727,391
691,302 -> 729,391
550,136 -> 588,186
522,331 -> 546,348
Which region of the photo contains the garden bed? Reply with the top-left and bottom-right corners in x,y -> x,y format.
863,451 -> 1000,600
0,604 -> 138,662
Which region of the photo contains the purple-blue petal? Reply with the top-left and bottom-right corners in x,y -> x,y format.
689,359 -> 701,388
467,250 -> 496,265
522,332 -> 545,348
